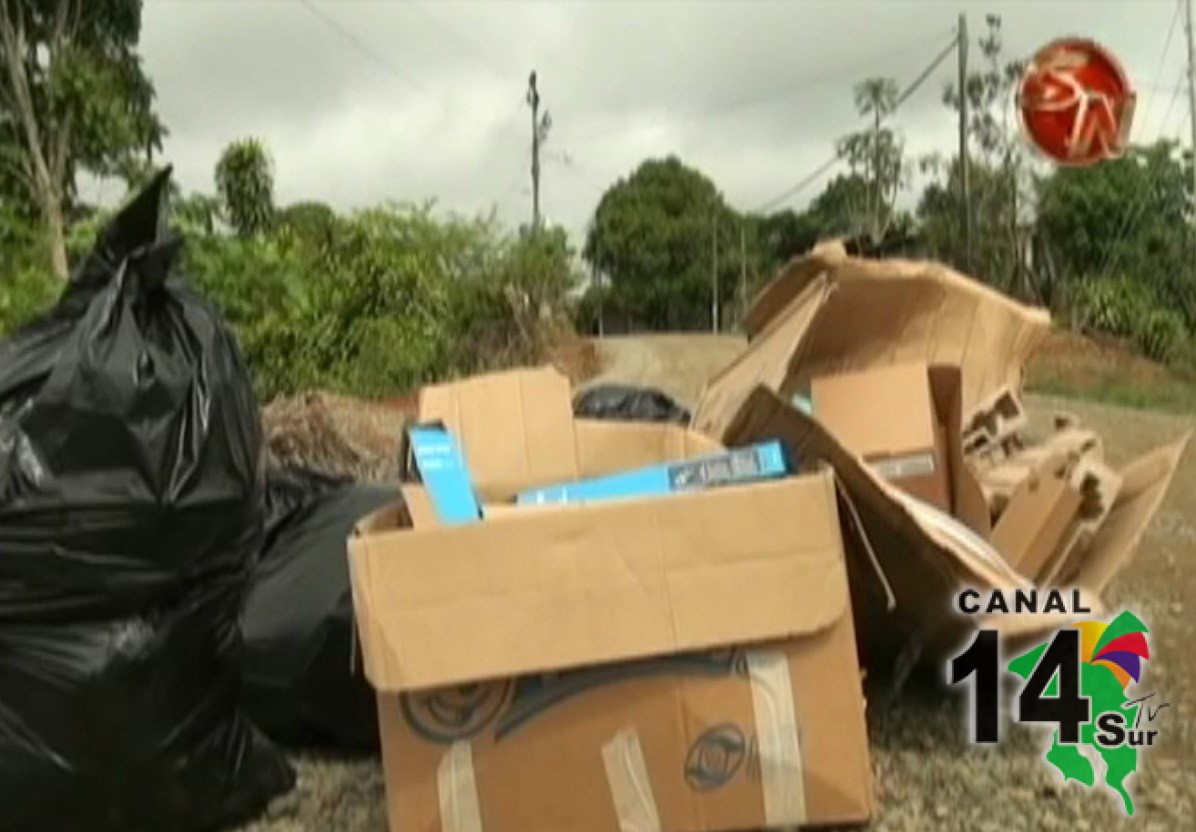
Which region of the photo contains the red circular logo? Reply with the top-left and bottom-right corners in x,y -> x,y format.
1018,38 -> 1136,166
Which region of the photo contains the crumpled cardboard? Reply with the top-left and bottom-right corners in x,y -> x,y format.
700,249 -> 1188,665
694,246 -> 1053,440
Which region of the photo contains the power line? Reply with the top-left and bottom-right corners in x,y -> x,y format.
401,0 -> 513,79
1140,0 -> 1184,137
753,33 -> 959,214
294,0 -> 427,93
555,27 -> 954,147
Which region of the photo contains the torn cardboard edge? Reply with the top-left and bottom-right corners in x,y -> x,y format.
695,246 -> 1053,442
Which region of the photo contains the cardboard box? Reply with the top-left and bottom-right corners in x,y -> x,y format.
349,367 -> 873,832
810,363 -> 951,511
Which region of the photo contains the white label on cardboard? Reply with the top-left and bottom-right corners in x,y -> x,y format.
870,452 -> 936,480
747,650 -> 807,827
601,728 -> 662,832
437,741 -> 484,832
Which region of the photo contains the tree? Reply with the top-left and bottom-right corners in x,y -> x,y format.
584,156 -> 738,330
1036,142 -> 1191,314
215,137 -> 274,238
754,208 -> 821,274
836,77 -> 906,242
0,0 -> 163,278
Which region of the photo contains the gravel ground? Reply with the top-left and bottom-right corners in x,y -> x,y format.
241,386 -> 1196,832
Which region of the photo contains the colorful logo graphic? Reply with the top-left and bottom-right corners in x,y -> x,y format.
1018,38 -> 1136,166
951,608 -> 1169,817
1008,612 -> 1156,815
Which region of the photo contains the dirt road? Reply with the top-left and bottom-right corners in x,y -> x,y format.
249,334 -> 1195,832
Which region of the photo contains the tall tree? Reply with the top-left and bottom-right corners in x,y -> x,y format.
584,156 -> 738,330
1036,141 -> 1191,315
215,137 -> 274,238
836,77 -> 906,242
0,0 -> 163,278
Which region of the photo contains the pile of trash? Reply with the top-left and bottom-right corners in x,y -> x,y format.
1,171 -> 1186,832
345,241 -> 1187,832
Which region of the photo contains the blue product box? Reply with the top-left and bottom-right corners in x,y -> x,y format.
516,440 -> 790,507
406,425 -> 482,525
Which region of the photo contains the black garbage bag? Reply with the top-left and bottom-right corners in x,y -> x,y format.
573,383 -> 692,425
0,169 -> 294,831
242,467 -> 399,750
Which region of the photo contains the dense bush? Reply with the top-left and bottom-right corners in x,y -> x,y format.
1071,276 -> 1189,362
2,199 -> 580,402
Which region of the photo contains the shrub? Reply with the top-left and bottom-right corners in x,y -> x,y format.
1071,275 -> 1191,364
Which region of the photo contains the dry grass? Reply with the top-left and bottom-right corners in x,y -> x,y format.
1027,329 -> 1196,412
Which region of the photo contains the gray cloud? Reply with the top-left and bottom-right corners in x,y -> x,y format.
138,0 -> 1187,239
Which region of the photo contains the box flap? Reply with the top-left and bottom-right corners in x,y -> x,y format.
349,471 -> 849,691
1071,434 -> 1189,594
743,240 -> 849,337
810,363 -> 936,460
694,254 -> 1051,440
574,419 -> 723,478
928,365 -> 992,537
418,366 -> 579,501
721,385 -> 1022,659
991,472 -> 1082,577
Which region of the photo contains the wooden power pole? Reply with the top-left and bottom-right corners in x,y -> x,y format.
527,71 -> 551,230
739,223 -> 748,323
711,217 -> 720,333
958,14 -> 972,272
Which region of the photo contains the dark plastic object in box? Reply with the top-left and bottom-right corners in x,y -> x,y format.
573,383 -> 691,425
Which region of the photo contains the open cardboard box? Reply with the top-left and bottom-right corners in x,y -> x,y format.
698,246 -> 1189,666
348,367 -> 873,832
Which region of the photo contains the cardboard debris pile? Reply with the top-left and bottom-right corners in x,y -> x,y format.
693,240 -> 1188,662
346,241 -> 1187,832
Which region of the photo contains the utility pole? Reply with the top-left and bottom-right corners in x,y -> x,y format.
871,104 -> 882,244
526,71 -> 551,231
739,223 -> 748,323
711,217 -> 720,334
958,14 -> 972,272
1185,0 -> 1196,253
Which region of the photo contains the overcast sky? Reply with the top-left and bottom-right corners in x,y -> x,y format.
134,0 -> 1191,241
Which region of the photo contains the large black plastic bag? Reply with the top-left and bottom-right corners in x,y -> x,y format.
573,383 -> 692,425
0,170 -> 294,831
242,467 -> 399,750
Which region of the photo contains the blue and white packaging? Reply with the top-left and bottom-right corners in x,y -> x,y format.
517,440 -> 790,507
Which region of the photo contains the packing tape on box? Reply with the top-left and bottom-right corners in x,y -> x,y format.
747,650 -> 808,827
437,741 -> 484,832
601,728 -> 662,832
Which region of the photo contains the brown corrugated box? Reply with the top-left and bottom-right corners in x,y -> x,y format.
348,366 -> 873,832
810,362 -> 951,512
